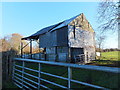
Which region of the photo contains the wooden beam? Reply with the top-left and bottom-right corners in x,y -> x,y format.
21,42 -> 23,58
30,40 -> 32,59
21,42 -> 30,50
44,48 -> 46,61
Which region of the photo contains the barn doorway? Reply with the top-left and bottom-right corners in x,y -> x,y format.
71,48 -> 84,63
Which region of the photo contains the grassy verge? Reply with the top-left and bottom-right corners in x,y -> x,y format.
2,79 -> 19,89
2,69 -> 19,89
89,60 -> 120,67
3,82 -> 18,89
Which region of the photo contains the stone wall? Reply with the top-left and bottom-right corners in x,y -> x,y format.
68,14 -> 96,62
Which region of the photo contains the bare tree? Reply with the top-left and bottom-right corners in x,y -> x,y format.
96,35 -> 106,51
97,0 -> 119,32
96,34 -> 106,59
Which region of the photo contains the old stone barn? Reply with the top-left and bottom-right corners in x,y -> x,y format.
22,13 -> 95,64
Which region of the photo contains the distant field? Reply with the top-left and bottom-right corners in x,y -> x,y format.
89,51 -> 120,67
100,51 -> 120,61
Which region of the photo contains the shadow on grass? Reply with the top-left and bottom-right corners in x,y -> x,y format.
88,60 -> 120,68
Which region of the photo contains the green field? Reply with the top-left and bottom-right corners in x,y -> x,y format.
91,51 -> 120,67
12,61 -> 120,89
100,51 -> 120,61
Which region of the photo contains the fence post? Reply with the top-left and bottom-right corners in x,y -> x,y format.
68,66 -> 72,89
38,63 -> 41,89
12,59 -> 15,81
22,61 -> 25,89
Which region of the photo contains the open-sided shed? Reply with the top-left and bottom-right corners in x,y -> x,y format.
22,13 -> 96,63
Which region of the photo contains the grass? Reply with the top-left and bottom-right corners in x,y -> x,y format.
92,51 -> 120,67
99,51 -> 120,61
2,79 -> 19,89
89,60 -> 120,67
2,80 -> 19,90
13,61 -> 120,89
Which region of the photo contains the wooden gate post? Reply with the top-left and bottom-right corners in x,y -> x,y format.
30,40 -> 32,59
68,66 -> 72,89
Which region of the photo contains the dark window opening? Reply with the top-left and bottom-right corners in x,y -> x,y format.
73,25 -> 75,38
82,14 -> 83,22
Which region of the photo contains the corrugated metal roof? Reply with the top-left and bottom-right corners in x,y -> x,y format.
22,21 -> 63,40
22,14 -> 81,40
50,14 -> 80,32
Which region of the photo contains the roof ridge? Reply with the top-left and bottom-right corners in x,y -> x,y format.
22,13 -> 83,40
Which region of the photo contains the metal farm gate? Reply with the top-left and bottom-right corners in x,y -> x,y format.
12,58 -> 120,89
